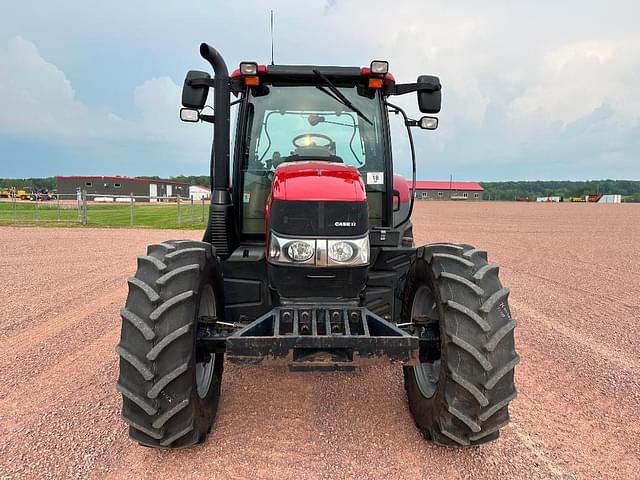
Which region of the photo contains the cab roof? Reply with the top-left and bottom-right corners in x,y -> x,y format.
230,64 -> 396,91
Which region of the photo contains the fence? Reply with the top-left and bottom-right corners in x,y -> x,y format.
0,188 -> 209,229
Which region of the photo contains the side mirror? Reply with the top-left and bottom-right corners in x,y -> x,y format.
419,116 -> 438,130
417,75 -> 442,114
182,70 -> 211,109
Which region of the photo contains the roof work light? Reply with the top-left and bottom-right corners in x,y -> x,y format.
370,60 -> 389,75
239,62 -> 258,75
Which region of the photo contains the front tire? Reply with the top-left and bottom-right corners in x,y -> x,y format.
403,243 -> 519,446
116,240 -> 223,448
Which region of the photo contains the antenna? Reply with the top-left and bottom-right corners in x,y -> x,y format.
270,10 -> 275,65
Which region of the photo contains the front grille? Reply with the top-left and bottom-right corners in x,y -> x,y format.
270,199 -> 368,237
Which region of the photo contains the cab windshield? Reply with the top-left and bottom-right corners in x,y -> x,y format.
240,85 -> 386,234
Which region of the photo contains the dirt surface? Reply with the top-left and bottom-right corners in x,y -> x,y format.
0,202 -> 639,479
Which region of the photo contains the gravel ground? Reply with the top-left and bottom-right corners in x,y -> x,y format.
0,202 -> 639,479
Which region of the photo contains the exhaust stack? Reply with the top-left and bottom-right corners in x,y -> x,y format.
199,43 -> 237,257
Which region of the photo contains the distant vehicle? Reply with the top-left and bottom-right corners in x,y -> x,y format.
15,188 -> 31,200
29,189 -> 53,201
0,188 -> 11,198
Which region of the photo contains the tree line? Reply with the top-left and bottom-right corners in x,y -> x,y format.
480,180 -> 640,202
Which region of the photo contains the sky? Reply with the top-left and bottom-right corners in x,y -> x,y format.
0,0 -> 639,181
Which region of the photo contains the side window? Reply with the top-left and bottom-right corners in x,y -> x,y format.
463,192 -> 468,198
474,192 -> 480,199
438,191 -> 443,198
242,103 -> 271,235
229,100 -> 239,183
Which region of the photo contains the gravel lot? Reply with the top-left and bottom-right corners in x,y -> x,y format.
0,202 -> 639,479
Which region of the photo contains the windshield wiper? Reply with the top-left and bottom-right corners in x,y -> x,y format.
312,69 -> 373,125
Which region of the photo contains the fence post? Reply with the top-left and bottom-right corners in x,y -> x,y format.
190,197 -> 195,224
35,195 -> 39,222
201,198 -> 205,222
130,193 -> 134,226
82,189 -> 88,225
177,195 -> 182,226
77,187 -> 82,223
57,193 -> 61,222
12,188 -> 16,222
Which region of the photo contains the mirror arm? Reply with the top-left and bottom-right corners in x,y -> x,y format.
386,101 -> 417,225
188,78 -> 216,88
200,114 -> 215,124
388,82 -> 442,96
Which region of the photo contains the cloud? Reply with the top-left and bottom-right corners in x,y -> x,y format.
0,36 -> 128,140
508,40 -> 640,126
0,35 -> 216,177
0,37 -> 206,144
320,0 -> 640,179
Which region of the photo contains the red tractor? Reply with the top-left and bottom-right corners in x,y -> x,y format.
117,44 -> 518,449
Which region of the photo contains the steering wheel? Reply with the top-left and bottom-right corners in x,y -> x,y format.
292,133 -> 334,149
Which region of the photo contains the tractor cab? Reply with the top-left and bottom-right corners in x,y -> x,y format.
181,53 -> 441,256
232,65 -> 392,235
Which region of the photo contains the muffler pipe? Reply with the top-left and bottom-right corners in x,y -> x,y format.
199,43 -> 236,257
199,43 -> 230,194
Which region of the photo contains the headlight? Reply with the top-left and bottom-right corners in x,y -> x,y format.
287,241 -> 315,262
327,236 -> 369,265
269,232 -> 369,267
328,241 -> 354,263
269,234 -> 316,265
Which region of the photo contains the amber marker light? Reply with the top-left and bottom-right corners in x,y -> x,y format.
368,78 -> 383,89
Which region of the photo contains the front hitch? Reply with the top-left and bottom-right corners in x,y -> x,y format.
221,306 -> 418,371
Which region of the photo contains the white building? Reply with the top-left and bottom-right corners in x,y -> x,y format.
598,194 -> 622,203
536,196 -> 562,203
189,185 -> 211,201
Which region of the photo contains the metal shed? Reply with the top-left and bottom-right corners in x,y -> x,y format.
55,176 -> 191,202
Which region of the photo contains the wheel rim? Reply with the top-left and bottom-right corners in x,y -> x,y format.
412,284 -> 441,399
196,283 -> 216,399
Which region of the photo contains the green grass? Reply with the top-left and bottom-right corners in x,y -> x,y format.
0,201 -> 209,229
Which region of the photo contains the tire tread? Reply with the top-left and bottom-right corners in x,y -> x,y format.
403,243 -> 518,447
117,240 -> 222,449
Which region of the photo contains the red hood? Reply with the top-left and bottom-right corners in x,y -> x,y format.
272,161 -> 366,202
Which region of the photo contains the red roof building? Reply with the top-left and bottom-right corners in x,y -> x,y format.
409,180 -> 484,201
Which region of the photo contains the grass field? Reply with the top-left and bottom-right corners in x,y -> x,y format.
0,200 -> 208,229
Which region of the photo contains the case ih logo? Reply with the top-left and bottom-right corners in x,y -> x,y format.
334,221 -> 357,227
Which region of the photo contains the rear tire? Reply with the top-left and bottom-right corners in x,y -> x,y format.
116,240 -> 224,448
403,243 -> 518,446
